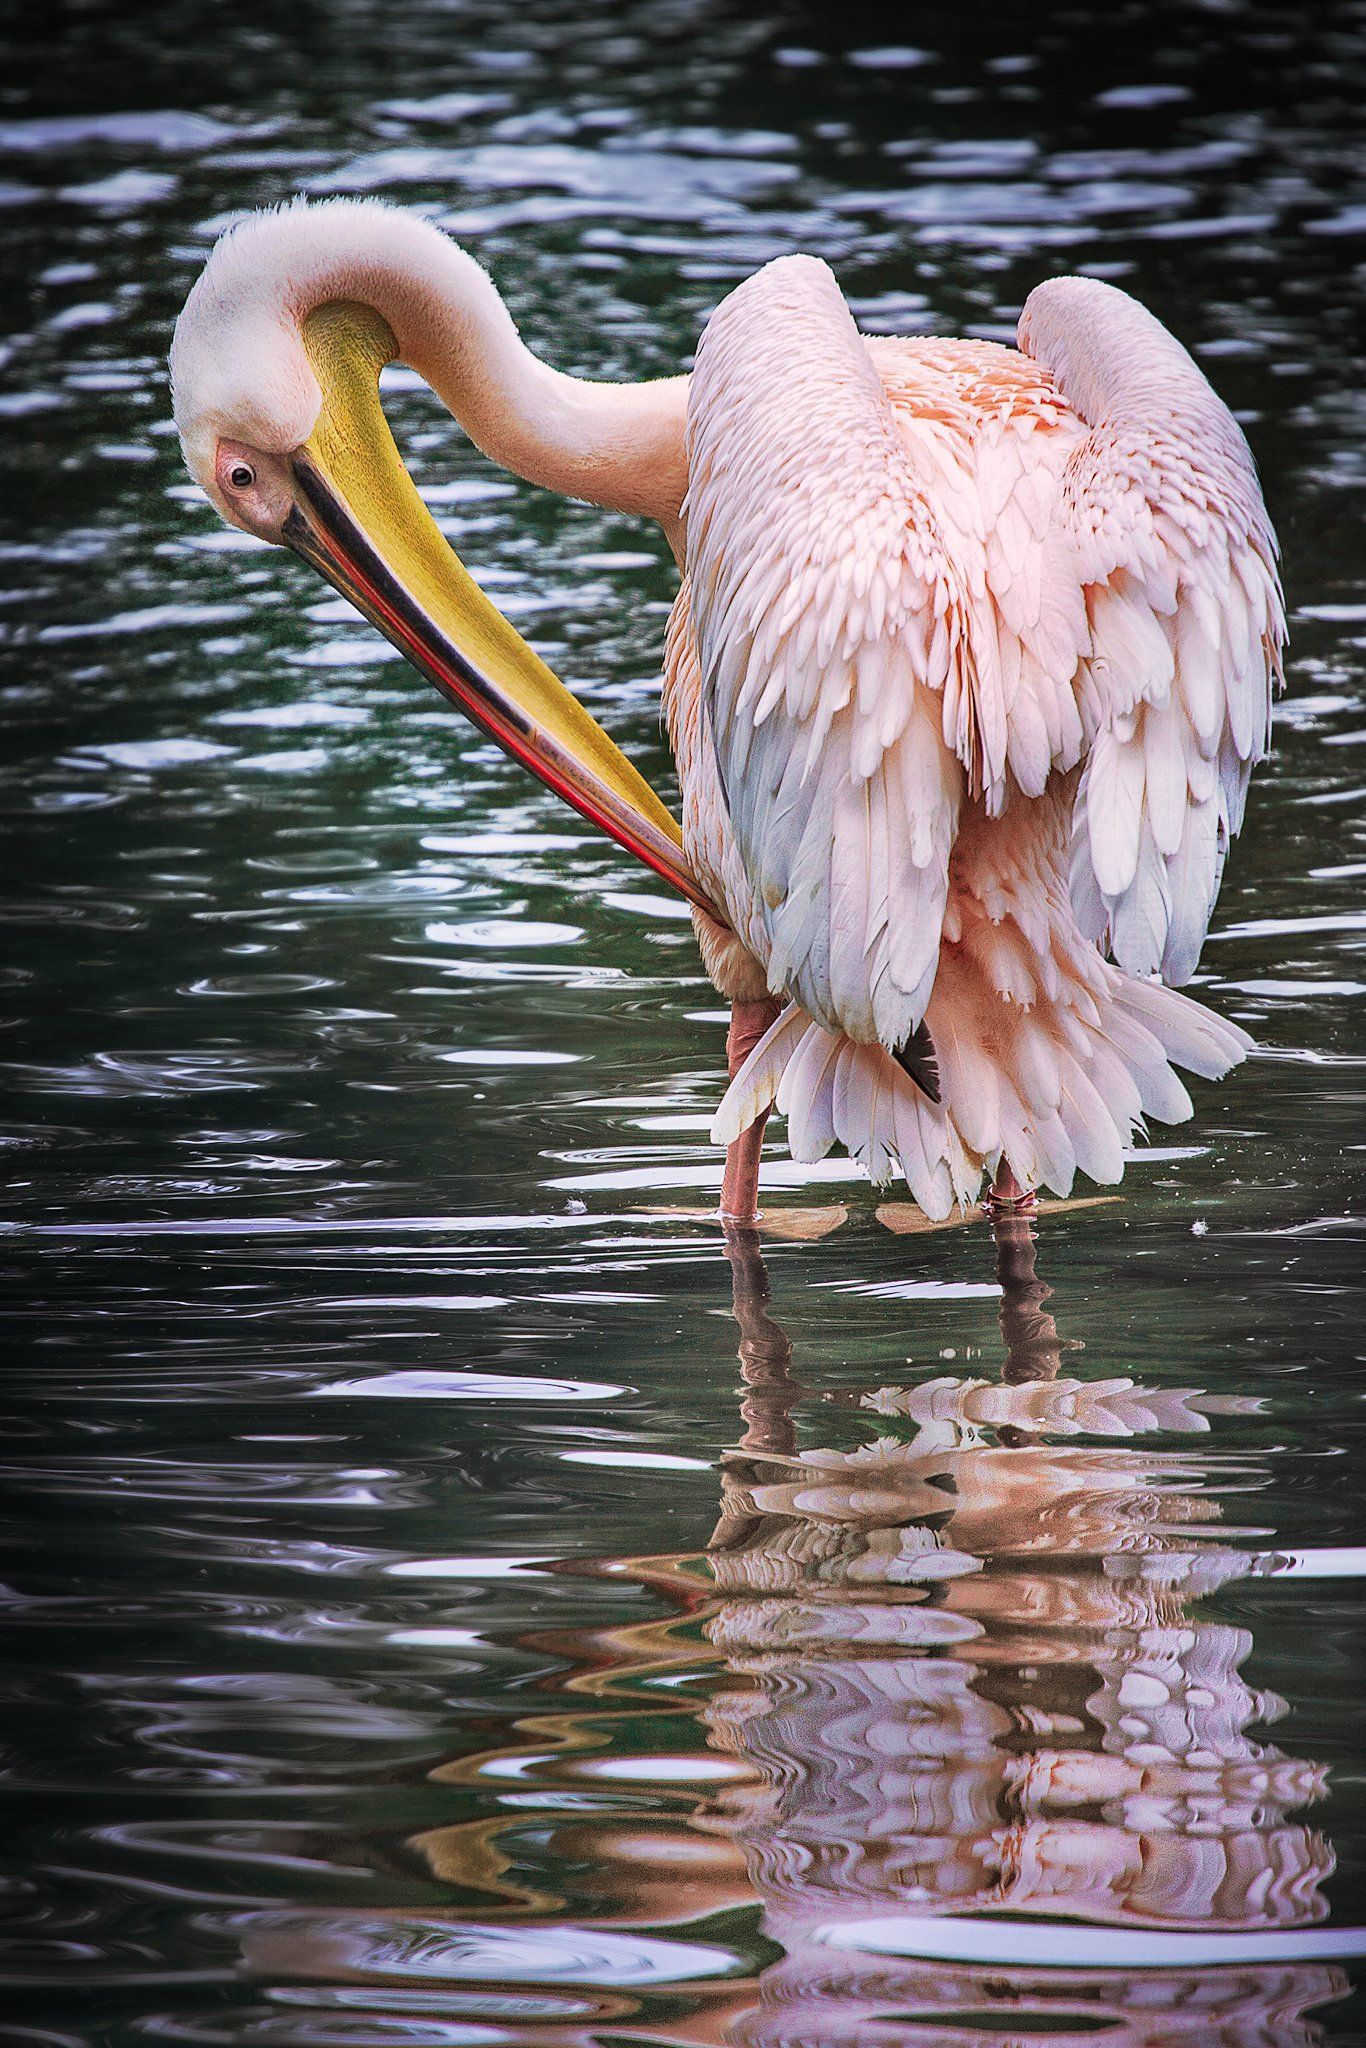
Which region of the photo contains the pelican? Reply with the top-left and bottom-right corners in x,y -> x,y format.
171,199 -> 1283,1225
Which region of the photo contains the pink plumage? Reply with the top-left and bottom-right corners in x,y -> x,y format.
672,257 -> 1280,1217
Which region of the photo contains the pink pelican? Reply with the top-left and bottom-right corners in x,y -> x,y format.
171,200 -> 1283,1226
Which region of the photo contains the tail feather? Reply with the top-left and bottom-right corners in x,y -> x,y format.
711,965 -> 1251,1212
1057,1062 -> 1126,1186
1029,1109 -> 1078,1197
783,1021 -> 842,1160
1116,975 -> 1252,1078
710,1001 -> 807,1147
1103,1005 -> 1196,1124
896,1080 -> 955,1218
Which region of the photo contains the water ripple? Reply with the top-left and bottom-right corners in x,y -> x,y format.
2,0 -> 1363,2037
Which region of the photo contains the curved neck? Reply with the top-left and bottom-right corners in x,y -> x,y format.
287,206 -> 688,526
407,263 -> 690,526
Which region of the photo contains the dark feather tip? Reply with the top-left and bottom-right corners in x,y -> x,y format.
893,1023 -> 941,1104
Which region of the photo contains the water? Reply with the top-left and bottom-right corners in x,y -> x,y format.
2,1 -> 1364,2039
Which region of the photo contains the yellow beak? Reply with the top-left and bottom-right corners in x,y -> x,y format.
282,300 -> 717,915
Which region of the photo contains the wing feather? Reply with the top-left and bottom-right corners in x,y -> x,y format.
1019,275 -> 1284,986
686,257 -> 972,1051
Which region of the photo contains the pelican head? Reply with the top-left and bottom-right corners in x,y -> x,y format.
170,198 -> 703,905
170,211 -> 323,538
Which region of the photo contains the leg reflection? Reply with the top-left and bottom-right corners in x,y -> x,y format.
992,1205 -> 1074,1386
726,1220 -> 800,1460
698,1216 -> 1342,2045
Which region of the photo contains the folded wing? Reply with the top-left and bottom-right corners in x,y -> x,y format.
1019,276 -> 1285,983
685,256 -> 976,1051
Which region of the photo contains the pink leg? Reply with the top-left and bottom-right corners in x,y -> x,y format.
985,1157 -> 1037,1214
718,997 -> 780,1225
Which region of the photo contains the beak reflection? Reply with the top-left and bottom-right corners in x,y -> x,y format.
282,300 -> 717,916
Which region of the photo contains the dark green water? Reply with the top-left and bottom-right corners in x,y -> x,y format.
2,2 -> 1364,2041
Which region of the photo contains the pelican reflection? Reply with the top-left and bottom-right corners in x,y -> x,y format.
244,1219 -> 1348,2043
695,1221 -> 1336,2035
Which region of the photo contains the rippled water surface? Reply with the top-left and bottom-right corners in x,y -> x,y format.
3,2 -> 1365,2040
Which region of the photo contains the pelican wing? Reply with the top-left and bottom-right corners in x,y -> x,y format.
867,333 -> 1090,814
685,257 -> 973,1050
1019,277 -> 1285,984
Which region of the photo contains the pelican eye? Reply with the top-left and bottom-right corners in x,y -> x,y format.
228,461 -> 256,489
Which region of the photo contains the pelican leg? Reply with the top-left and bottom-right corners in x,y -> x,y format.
985,1158 -> 1038,1214
718,997 -> 780,1226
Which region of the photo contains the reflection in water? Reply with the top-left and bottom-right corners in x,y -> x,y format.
239,1220 -> 1348,2044
3,0 -> 1364,2036
698,1220 -> 1339,2042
